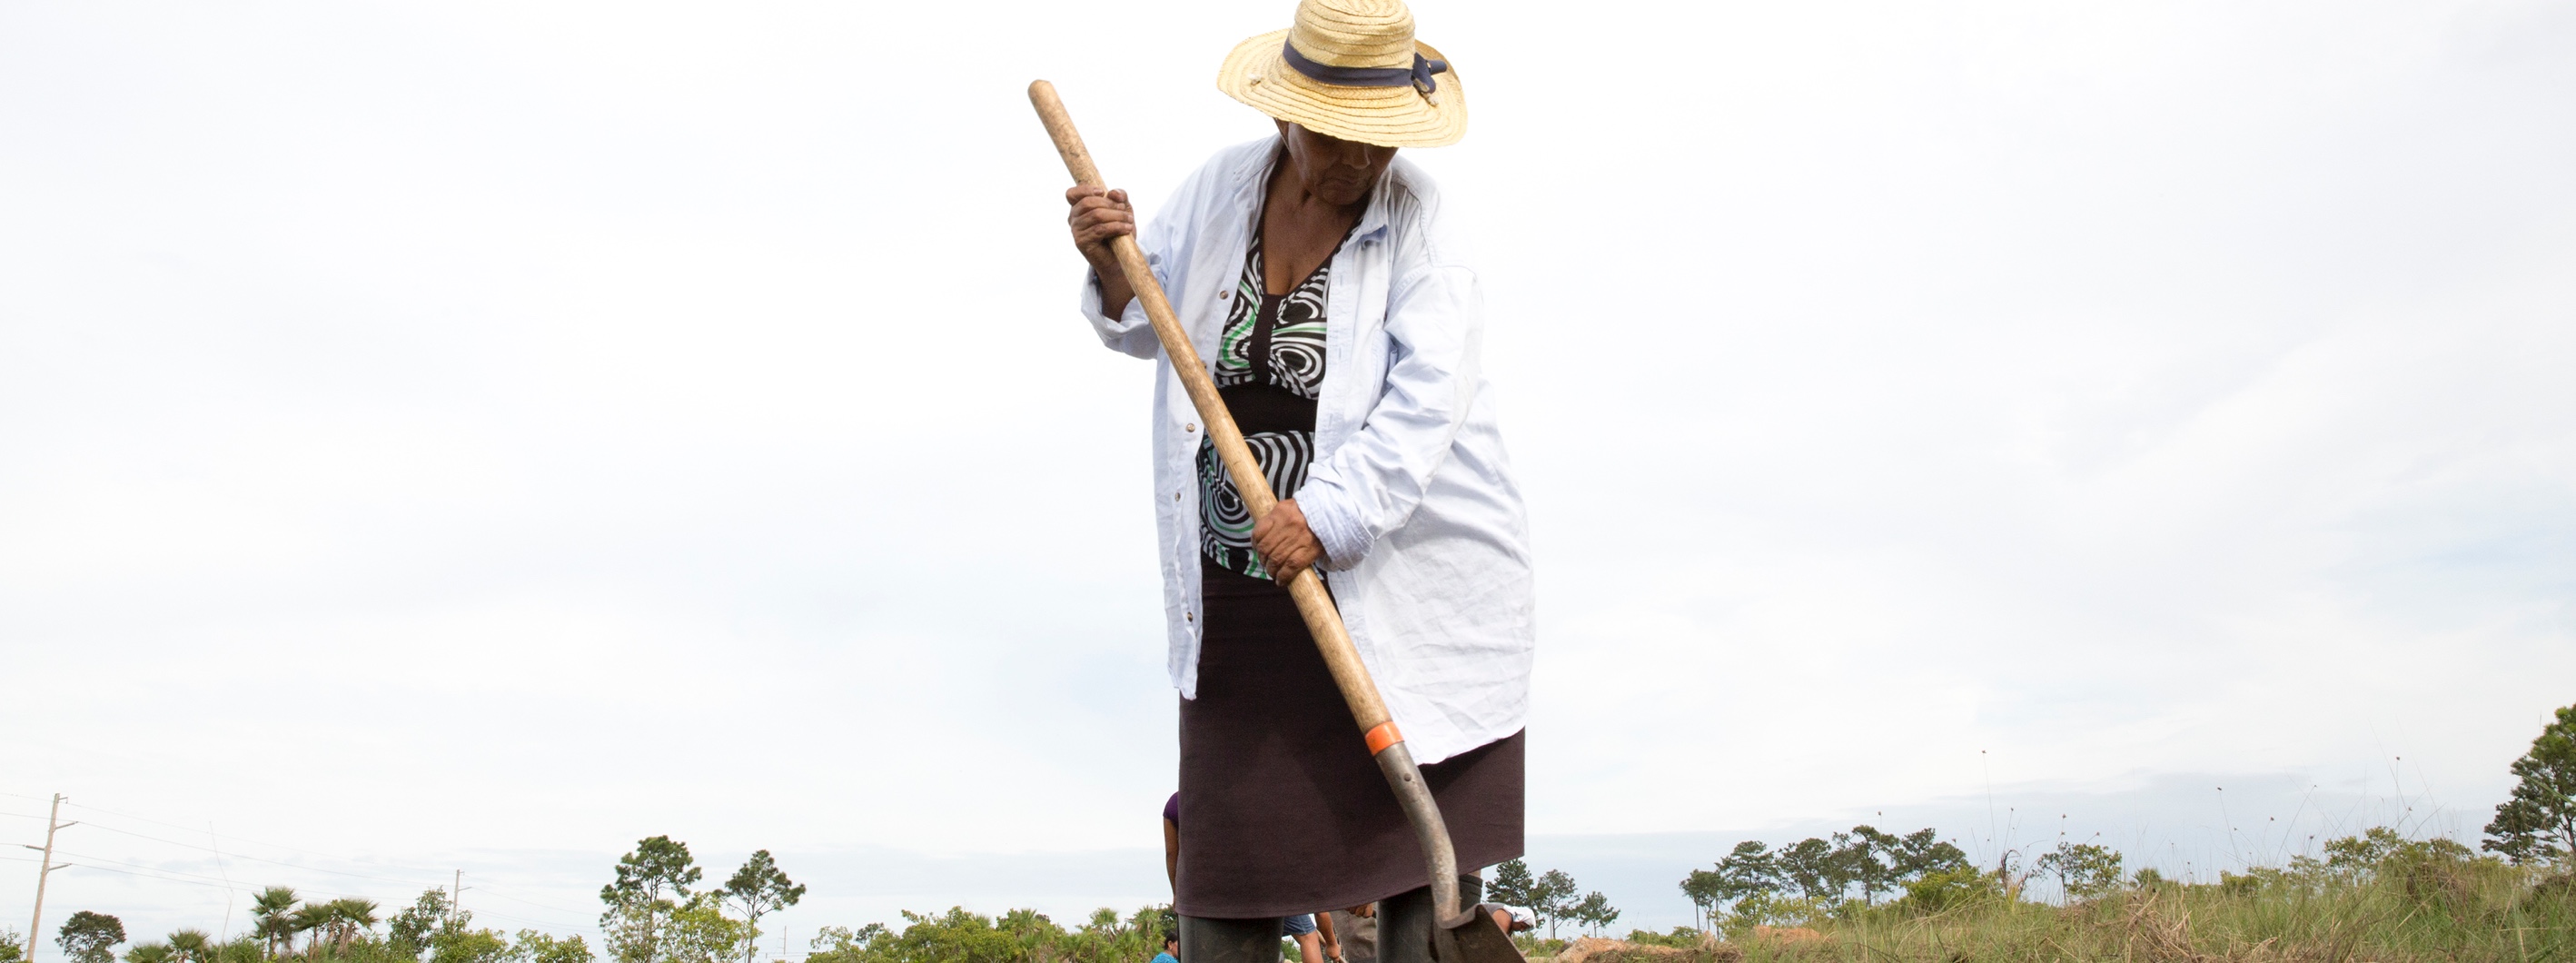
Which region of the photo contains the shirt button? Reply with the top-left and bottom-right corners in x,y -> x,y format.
1185,422 -> 1198,432
1185,611 -> 1194,622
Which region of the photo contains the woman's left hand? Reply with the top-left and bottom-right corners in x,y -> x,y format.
1253,499 -> 1327,582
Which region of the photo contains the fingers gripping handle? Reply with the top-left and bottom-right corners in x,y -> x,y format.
1030,80 -> 1469,927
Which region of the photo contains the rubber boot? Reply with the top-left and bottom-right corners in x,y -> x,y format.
1375,875 -> 1483,963
1182,916 -> 1283,963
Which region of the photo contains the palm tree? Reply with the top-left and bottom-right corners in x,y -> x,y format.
251,889 -> 301,960
288,906 -> 331,960
167,930 -> 212,963
323,900 -> 377,956
126,943 -> 175,963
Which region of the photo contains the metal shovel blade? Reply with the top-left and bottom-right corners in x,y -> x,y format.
1434,905 -> 1526,963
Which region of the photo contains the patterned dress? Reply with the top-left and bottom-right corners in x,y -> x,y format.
1174,182 -> 1525,923
1197,229 -> 1334,579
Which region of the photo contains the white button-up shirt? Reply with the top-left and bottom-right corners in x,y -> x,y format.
1078,136 -> 1534,764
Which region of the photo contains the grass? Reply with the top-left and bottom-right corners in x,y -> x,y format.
1547,858 -> 2575,962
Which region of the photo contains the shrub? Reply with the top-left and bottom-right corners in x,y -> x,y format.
1897,869 -> 1998,914
1620,928 -> 1702,948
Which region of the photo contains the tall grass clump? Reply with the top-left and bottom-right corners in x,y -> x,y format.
1670,829 -> 2573,962
807,907 -> 1172,963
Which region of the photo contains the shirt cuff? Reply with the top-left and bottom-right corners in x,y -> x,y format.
1299,487 -> 1371,572
1080,268 -> 1150,333
1079,269 -> 1114,325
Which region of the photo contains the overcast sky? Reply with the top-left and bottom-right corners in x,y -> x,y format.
5,0 -> 2573,954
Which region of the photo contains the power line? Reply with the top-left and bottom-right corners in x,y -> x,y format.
74,820 -> 448,889
47,799 -> 599,916
39,859 -> 596,934
58,860 -> 268,892
80,852 -> 601,934
62,802 -> 457,878
51,850 -> 251,889
6,790 -> 608,938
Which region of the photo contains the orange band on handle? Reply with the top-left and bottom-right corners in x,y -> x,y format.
1363,721 -> 1404,755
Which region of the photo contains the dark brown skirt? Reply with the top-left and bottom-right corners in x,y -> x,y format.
1175,561 -> 1525,918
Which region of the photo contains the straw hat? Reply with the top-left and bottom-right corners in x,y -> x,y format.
1216,0 -> 1466,148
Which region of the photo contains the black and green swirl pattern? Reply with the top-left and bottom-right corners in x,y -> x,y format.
1199,225 -> 1336,580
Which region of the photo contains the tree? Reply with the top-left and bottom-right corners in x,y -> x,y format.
288,907 -> 331,959
1527,870 -> 1579,940
322,899 -> 379,956
125,944 -> 174,963
720,851 -> 805,963
1680,841 -> 1778,930
2484,703 -> 2576,866
168,931 -> 213,963
251,889 -> 301,960
2325,828 -> 2404,871
1488,859 -> 1535,909
1771,838 -> 1843,903
427,930 -> 509,963
1883,829 -> 1970,881
58,912 -> 128,963
601,837 -> 704,963
1680,829 -> 1972,928
2033,841 -> 2123,902
804,925 -> 887,963
512,932 -> 595,963
1568,893 -> 1617,937
1676,869 -> 1719,933
654,903 -> 743,963
1839,827 -> 1901,906
2,928 -> 24,963
391,889 -> 517,963
390,889 -> 457,958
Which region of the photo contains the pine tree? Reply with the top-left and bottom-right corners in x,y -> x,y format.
720,851 -> 804,963
1488,859 -> 1535,909
2483,704 -> 2576,865
600,837 -> 704,963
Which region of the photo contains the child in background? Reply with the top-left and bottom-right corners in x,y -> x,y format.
1152,930 -> 1179,963
1283,915 -> 1324,963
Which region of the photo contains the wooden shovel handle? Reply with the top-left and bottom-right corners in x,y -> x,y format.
1030,80 -> 1471,927
1029,79 -> 1391,737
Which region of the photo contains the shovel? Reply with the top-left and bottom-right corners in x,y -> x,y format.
1029,80 -> 1525,963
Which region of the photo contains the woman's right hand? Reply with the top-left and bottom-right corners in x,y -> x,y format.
1065,185 -> 1134,267
1066,186 -> 1140,319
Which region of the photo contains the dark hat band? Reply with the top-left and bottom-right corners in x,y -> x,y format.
1281,40 -> 1449,96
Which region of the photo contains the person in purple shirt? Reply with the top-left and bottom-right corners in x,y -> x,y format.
1164,791 -> 1184,890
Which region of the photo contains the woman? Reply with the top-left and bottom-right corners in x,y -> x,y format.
1064,2 -> 1532,961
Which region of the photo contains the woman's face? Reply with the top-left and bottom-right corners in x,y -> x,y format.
1277,121 -> 1398,207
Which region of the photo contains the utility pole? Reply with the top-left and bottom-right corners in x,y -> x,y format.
449,870 -> 468,928
22,794 -> 77,963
